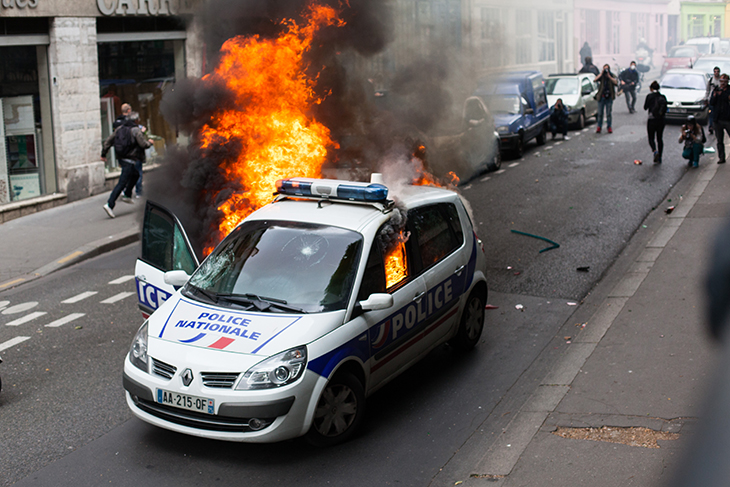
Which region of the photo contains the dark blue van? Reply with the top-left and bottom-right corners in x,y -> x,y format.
474,71 -> 550,157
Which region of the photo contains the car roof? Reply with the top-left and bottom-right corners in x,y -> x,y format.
547,73 -> 585,78
245,183 -> 460,234
663,68 -> 707,75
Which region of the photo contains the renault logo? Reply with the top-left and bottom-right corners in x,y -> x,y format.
181,369 -> 194,387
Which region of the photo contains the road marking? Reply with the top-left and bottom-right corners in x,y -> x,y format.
508,162 -> 520,167
495,169 -> 506,174
62,291 -> 98,304
0,336 -> 31,352
5,311 -> 47,326
45,313 -> 86,328
480,176 -> 491,182
0,300 -> 8,312
2,302 -> 39,315
109,275 -> 135,285
545,145 -> 553,150
0,278 -> 25,290
101,292 -> 135,304
57,251 -> 84,264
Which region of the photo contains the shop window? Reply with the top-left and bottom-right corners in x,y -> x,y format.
98,40 -> 181,171
515,10 -> 532,65
538,11 -> 555,62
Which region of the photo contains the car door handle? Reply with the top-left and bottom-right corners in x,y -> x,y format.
137,275 -> 147,283
413,291 -> 425,303
453,265 -> 465,276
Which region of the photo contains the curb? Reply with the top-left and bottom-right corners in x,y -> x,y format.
0,227 -> 139,292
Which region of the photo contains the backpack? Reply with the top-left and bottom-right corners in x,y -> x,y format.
651,94 -> 667,119
113,124 -> 136,159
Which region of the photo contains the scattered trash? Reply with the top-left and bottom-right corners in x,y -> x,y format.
564,336 -> 571,340
485,304 -> 499,310
513,271 -> 521,276
575,322 -> 587,328
665,206 -> 675,214
577,266 -> 590,272
515,304 -> 524,311
567,302 -> 578,306
704,146 -> 716,154
507,266 -> 512,270
634,159 -> 642,165
511,229 -> 560,253
75,326 -> 83,330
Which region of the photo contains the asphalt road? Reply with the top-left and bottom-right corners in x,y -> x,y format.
0,101 -> 694,486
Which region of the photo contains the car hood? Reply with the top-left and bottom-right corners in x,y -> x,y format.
147,295 -> 345,358
665,58 -> 693,65
662,88 -> 706,103
547,94 -> 580,108
493,113 -> 521,127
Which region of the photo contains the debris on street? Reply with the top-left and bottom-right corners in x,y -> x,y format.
511,229 -> 560,253
665,206 -> 675,214
567,302 -> 578,306
553,426 -> 679,449
485,305 -> 499,310
577,266 -> 590,272
515,304 -> 524,311
634,159 -> 642,165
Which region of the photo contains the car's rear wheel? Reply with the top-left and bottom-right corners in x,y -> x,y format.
306,372 -> 365,447
450,289 -> 486,351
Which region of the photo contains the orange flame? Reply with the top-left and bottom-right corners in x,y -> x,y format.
384,240 -> 408,289
199,4 -> 344,252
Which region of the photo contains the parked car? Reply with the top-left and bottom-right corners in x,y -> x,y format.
474,71 -> 550,158
692,55 -> 730,76
126,178 -> 489,445
545,73 -> 598,129
662,45 -> 701,76
687,36 -> 721,56
660,68 -> 711,124
720,38 -> 730,54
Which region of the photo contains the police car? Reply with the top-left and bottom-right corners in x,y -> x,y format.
124,176 -> 488,445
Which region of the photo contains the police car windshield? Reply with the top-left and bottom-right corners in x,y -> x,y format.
184,221 -> 362,313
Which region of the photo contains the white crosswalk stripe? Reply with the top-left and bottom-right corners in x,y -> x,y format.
62,291 -> 98,304
45,313 -> 86,328
5,311 -> 47,326
108,275 -> 135,285
100,292 -> 135,304
0,336 -> 31,352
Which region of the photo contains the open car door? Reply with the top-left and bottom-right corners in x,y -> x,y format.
135,201 -> 199,318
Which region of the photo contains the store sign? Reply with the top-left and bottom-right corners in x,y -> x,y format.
97,0 -> 186,16
1,0 -> 39,8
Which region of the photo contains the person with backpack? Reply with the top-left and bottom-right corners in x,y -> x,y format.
644,80 -> 667,164
710,73 -> 730,164
679,115 -> 706,168
100,110 -> 153,218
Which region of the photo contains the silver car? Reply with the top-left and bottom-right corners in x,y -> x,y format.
661,68 -> 711,124
545,73 -> 599,129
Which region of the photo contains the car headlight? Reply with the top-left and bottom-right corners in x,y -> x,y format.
497,126 -> 509,134
129,321 -> 149,372
236,346 -> 307,390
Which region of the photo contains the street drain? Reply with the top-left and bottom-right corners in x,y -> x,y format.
553,426 -> 679,449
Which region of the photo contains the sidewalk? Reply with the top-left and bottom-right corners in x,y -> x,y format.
448,161 -> 728,486
0,193 -> 141,291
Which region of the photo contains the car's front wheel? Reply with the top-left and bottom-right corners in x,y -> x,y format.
450,289 -> 486,351
536,124 -> 547,145
306,371 -> 365,447
577,109 -> 586,129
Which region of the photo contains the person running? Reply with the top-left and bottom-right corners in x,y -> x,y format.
644,81 -> 667,164
594,64 -> 618,133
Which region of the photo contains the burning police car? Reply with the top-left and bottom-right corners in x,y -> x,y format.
125,176 -> 488,445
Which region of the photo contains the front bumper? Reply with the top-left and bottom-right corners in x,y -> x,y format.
666,105 -> 708,122
123,355 -> 326,443
497,132 -> 520,150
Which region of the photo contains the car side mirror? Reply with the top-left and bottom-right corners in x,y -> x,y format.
164,270 -> 191,287
359,293 -> 394,311
524,107 -> 534,115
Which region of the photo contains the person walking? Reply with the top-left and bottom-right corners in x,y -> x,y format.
620,61 -> 640,113
644,80 -> 667,163
710,73 -> 730,164
706,67 -> 722,135
579,56 -> 600,76
549,98 -> 569,139
579,42 -> 592,68
100,110 -> 153,218
594,64 -> 618,133
679,115 -> 705,168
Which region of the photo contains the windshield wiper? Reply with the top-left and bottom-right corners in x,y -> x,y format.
186,285 -> 218,304
217,293 -> 307,314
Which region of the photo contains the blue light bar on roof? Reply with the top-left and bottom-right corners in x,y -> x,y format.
276,178 -> 389,202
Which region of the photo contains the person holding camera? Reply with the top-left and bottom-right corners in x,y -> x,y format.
710,73 -> 730,164
594,64 -> 618,133
679,115 -> 705,168
549,98 -> 570,140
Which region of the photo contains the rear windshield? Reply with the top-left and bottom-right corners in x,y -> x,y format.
184,221 -> 363,313
669,47 -> 697,58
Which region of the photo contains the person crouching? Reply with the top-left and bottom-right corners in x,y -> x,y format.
549,98 -> 569,140
679,115 -> 705,168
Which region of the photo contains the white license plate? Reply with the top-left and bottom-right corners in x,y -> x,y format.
156,389 -> 214,414
669,108 -> 687,113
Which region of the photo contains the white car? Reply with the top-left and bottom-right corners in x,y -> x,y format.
661,68 -> 711,124
545,73 -> 599,129
125,176 -> 489,445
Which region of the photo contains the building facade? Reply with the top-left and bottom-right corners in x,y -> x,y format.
0,0 -> 203,206
679,0 -> 727,41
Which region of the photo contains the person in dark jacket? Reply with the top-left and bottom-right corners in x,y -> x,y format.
100,111 -> 154,218
549,98 -> 569,139
579,56 -> 600,76
619,61 -> 640,113
594,64 -> 618,133
710,73 -> 730,164
679,115 -> 705,168
112,103 -> 131,129
579,42 -> 592,68
644,81 -> 667,163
